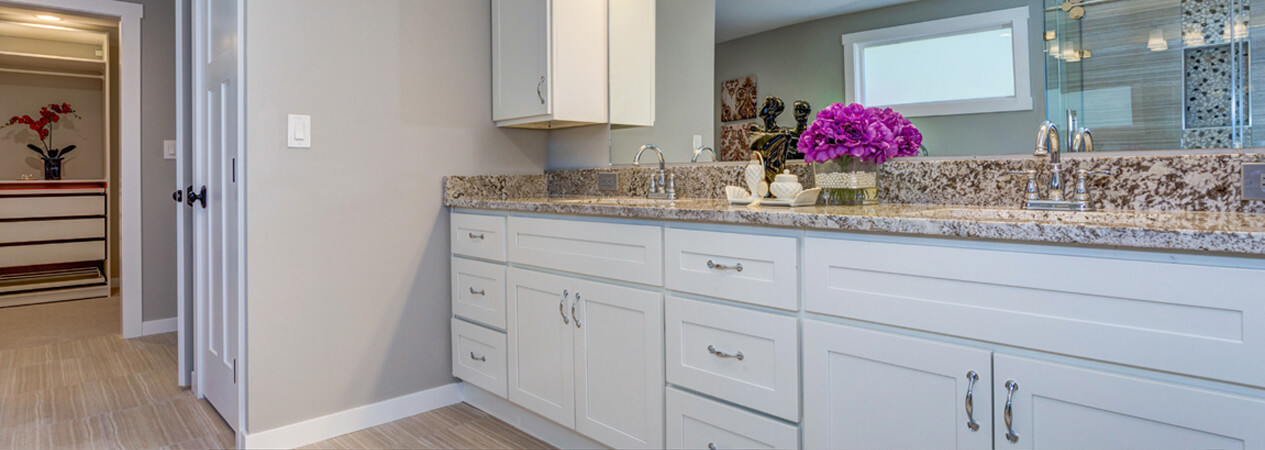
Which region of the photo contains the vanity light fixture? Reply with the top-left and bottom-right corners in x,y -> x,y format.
34,14 -> 61,21
1184,25 -> 1206,47
1147,28 -> 1168,52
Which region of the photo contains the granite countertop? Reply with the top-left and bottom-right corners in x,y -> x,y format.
445,195 -> 1265,256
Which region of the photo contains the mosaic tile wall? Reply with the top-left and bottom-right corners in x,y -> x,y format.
1182,0 -> 1251,148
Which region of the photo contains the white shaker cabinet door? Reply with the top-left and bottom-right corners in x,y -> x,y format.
804,321 -> 993,450
491,0 -> 549,121
994,354 -> 1265,450
572,278 -> 664,449
506,267 -> 575,428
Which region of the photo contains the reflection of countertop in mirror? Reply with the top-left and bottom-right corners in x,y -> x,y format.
444,195 -> 1265,256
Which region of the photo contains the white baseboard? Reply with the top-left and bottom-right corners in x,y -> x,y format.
140,317 -> 178,336
241,382 -> 462,449
460,383 -> 603,449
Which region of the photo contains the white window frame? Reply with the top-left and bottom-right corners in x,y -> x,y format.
842,7 -> 1032,117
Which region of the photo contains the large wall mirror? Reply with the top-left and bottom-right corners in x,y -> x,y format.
609,0 -> 1256,165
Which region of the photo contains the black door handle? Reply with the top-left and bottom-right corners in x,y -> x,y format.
172,189 -> 183,203
187,185 -> 206,208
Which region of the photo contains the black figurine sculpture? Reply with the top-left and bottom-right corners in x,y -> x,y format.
746,97 -> 809,182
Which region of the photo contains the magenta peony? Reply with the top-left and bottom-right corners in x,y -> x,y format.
797,103 -> 922,164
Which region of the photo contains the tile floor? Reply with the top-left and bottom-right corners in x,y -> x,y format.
0,295 -> 551,449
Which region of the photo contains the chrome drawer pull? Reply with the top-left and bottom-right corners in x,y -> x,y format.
469,352 -> 486,362
1004,380 -> 1020,443
707,345 -> 744,361
468,232 -> 485,240
571,293 -> 582,328
707,260 -> 743,272
469,287 -> 485,296
965,370 -> 980,432
559,290 -> 570,325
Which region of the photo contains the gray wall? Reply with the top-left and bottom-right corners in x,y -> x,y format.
610,0 -> 716,165
243,0 -> 548,432
714,0 -> 1046,156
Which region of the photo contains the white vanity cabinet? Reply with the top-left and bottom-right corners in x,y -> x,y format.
506,266 -> 664,449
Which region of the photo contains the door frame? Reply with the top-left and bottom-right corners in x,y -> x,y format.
190,0 -> 250,440
5,0 -> 145,338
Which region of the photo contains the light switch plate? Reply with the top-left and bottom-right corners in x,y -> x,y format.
163,140 -> 176,160
598,172 -> 619,191
287,114 -> 311,148
1245,163 -> 1265,201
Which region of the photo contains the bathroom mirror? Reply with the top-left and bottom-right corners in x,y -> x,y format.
609,0 -> 1256,164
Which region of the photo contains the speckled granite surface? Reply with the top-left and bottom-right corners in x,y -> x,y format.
443,174 -> 547,200
443,196 -> 1265,256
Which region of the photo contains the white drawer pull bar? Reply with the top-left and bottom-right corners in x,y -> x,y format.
468,232 -> 485,240
965,370 -> 980,431
707,260 -> 743,272
469,352 -> 486,362
469,287 -> 485,296
707,345 -> 744,361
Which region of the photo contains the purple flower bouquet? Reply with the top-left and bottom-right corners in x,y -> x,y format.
797,103 -> 922,204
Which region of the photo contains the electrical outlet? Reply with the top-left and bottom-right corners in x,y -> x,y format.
1244,163 -> 1265,201
598,172 -> 619,191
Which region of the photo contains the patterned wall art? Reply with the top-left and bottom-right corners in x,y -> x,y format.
721,76 -> 758,122
720,122 -> 753,161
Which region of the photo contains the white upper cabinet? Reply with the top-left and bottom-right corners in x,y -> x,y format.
491,0 -> 653,129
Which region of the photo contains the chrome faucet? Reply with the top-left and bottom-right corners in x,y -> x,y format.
691,146 -> 716,163
634,144 -> 675,200
1009,122 -> 1109,211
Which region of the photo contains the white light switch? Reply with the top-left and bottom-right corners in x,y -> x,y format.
287,114 -> 311,148
163,140 -> 176,160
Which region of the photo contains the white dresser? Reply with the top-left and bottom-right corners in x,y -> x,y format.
0,181 -> 110,307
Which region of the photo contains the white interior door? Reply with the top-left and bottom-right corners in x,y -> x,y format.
176,0 -> 194,389
194,0 -> 241,431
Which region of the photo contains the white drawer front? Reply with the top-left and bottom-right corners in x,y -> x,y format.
666,296 -> 800,421
508,216 -> 662,286
452,318 -> 508,399
666,387 -> 799,450
0,195 -> 105,220
0,218 -> 105,244
451,212 -> 507,261
665,228 -> 798,311
805,237 -> 1265,388
0,241 -> 105,268
451,257 -> 507,329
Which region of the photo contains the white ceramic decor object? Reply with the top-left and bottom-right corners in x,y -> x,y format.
725,186 -> 754,205
761,188 -> 821,207
745,153 -> 766,198
770,170 -> 804,200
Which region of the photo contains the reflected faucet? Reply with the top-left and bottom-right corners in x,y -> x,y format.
1071,128 -> 1093,153
633,144 -> 674,200
691,146 -> 716,163
1034,121 -> 1064,201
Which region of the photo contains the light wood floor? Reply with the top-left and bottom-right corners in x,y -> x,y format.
0,296 -> 552,449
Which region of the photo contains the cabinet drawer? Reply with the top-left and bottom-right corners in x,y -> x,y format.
0,218 -> 105,244
451,257 -> 506,329
0,195 -> 105,219
665,228 -> 798,311
508,216 -> 662,286
452,318 -> 508,399
805,237 -> 1265,388
666,387 -> 799,450
451,213 -> 506,261
666,296 -> 800,421
0,241 -> 105,269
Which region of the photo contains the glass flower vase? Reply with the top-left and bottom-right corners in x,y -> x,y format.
43,157 -> 64,181
812,156 -> 878,205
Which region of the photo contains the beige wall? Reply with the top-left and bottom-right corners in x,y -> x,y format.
0,72 -> 105,180
243,0 -> 548,432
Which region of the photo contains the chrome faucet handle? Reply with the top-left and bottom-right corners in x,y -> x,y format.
666,173 -> 676,199
1002,170 -> 1040,201
1072,169 -> 1111,202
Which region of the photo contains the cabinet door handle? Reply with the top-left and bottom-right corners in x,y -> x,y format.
707,345 -> 744,360
707,260 -> 744,272
965,370 -> 980,431
537,76 -> 545,104
469,352 -> 486,362
571,293 -> 582,328
469,287 -> 485,296
559,290 -> 570,325
1004,380 -> 1020,443
468,232 -> 485,240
